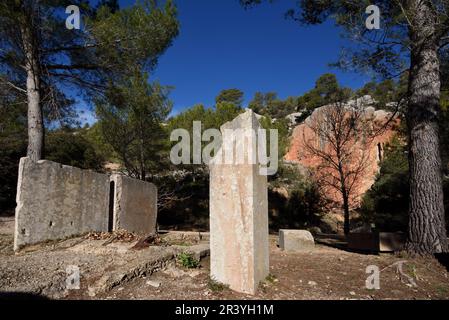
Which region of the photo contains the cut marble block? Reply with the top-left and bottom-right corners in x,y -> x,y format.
279,229 -> 315,252
209,109 -> 269,295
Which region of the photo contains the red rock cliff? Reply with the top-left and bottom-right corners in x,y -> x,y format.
284,102 -> 399,209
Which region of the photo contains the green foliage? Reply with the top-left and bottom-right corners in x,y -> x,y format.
0,102 -> 27,210
265,274 -> 277,284
248,92 -> 297,118
215,88 -> 244,107
269,164 -> 324,230
360,136 -> 409,231
82,122 -> 118,163
168,100 -> 243,133
0,100 -> 105,211
96,73 -> 172,180
167,100 -> 243,169
248,92 -> 266,114
177,252 -> 199,269
315,73 -> 339,98
297,73 -> 351,112
0,0 -> 179,161
156,169 -> 210,230
362,111 -> 449,233
208,278 -> 229,292
214,102 -> 244,126
258,115 -> 289,159
45,128 -> 105,171
88,0 -> 179,76
356,77 -> 407,110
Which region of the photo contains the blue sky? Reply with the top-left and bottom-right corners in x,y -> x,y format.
77,0 -> 373,124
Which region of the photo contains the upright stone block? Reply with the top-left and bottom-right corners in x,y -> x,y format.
111,174 -> 158,236
14,157 -> 110,251
209,110 -> 269,295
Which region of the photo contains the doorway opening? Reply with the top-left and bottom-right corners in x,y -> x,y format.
108,180 -> 115,232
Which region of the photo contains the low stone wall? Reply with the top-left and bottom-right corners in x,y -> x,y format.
14,157 -> 110,250
111,174 -> 157,236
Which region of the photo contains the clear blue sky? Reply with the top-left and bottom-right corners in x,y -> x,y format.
78,0 -> 372,124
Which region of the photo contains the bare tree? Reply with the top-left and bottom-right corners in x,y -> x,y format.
303,94 -> 387,235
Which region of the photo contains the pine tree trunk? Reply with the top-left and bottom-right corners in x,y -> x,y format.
405,1 -> 448,255
139,137 -> 146,181
22,24 -> 43,162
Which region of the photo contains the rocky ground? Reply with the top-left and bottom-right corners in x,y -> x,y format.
1,217 -> 449,300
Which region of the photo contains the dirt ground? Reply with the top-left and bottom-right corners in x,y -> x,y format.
1,217 -> 449,300
88,240 -> 449,300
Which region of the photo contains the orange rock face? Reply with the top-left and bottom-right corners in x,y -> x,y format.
285,105 -> 399,209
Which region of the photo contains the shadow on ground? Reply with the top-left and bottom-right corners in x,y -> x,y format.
0,292 -> 50,300
435,253 -> 449,272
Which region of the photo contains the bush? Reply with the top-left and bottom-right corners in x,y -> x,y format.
207,278 -> 229,292
45,128 -> 105,171
0,104 -> 27,212
177,252 -> 199,269
360,137 -> 409,232
268,164 -> 324,230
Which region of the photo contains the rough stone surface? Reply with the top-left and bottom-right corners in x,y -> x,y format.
1,229 -> 210,299
209,109 -> 269,295
285,97 -> 399,208
111,174 -> 157,236
14,157 -> 110,251
160,231 -> 210,244
279,230 -> 315,252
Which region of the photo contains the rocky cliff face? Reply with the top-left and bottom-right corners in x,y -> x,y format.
284,97 -> 399,209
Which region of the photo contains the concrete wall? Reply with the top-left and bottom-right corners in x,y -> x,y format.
111,174 -> 157,236
14,157 -> 110,251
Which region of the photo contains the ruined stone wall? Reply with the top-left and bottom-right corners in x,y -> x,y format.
14,157 -> 110,250
111,174 -> 157,235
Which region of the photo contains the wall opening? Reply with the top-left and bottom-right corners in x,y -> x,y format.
377,143 -> 383,162
108,180 -> 115,232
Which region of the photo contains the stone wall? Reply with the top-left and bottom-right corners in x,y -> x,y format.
14,157 -> 110,250
111,174 -> 157,235
14,158 -> 159,251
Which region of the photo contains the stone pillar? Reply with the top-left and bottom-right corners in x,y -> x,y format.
209,109 -> 269,295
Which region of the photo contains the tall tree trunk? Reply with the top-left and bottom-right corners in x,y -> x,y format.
139,136 -> 146,181
405,1 -> 448,255
22,24 -> 43,162
342,192 -> 350,235
139,120 -> 146,181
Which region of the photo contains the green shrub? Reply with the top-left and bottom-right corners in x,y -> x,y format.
360,136 -> 409,232
207,278 -> 229,292
177,252 -> 199,269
